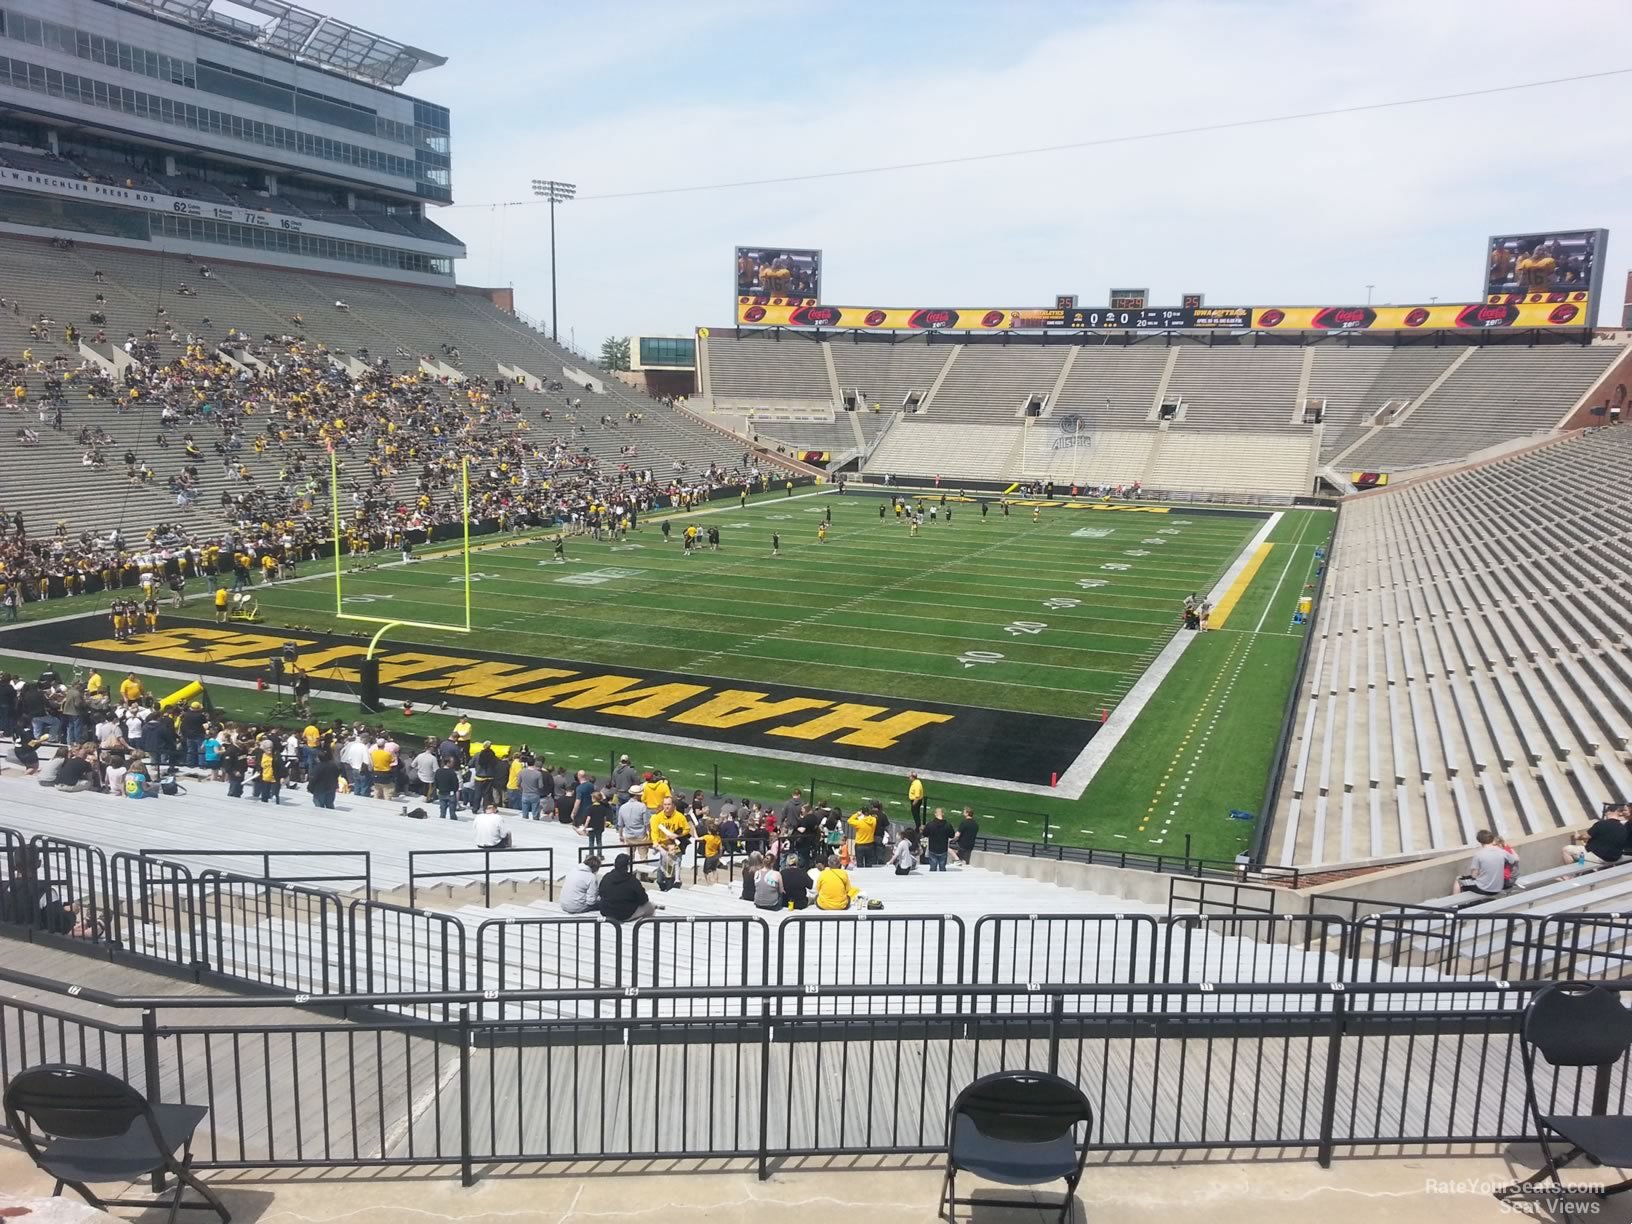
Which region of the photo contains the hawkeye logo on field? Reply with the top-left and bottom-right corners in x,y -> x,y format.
68,626 -> 953,752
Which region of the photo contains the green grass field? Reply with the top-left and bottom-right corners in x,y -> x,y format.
0,489 -> 1335,861
257,492 -> 1262,719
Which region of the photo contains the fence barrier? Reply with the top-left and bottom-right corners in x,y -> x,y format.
1,966 -> 1627,1184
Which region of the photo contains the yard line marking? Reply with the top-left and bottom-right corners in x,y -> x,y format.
1252,512 -> 1317,636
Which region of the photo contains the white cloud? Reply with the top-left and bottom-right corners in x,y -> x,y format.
320,0 -> 1632,342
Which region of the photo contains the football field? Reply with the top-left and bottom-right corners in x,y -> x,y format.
225,491 -> 1267,784
277,492 -> 1260,716
0,490 -> 1333,859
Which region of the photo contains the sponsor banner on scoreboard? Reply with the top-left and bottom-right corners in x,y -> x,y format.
1250,299 -> 1589,330
734,301 -> 1065,330
736,298 -> 1590,331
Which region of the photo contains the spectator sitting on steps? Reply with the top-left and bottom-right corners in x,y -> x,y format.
1454,829 -> 1517,896
597,853 -> 657,923
1586,805 -> 1630,866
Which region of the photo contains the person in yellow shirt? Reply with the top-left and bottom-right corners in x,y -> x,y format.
815,856 -> 856,910
85,670 -> 105,698
118,673 -> 144,703
214,585 -> 230,622
1516,244 -> 1558,291
648,797 -> 692,860
640,772 -> 671,812
369,740 -> 396,799
907,772 -> 925,828
847,807 -> 878,868
700,822 -> 723,878
505,753 -> 525,803
450,716 -> 473,761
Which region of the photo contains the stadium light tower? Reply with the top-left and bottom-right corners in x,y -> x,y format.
530,179 -> 576,342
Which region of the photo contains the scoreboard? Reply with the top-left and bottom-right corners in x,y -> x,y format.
1062,306 -> 1251,330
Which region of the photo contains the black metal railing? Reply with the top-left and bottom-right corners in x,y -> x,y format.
2,964 -> 1629,1185
799,780 -> 1304,884
965,833 -> 1302,886
5,827 -> 1631,1017
406,848 -> 556,910
140,849 -> 373,898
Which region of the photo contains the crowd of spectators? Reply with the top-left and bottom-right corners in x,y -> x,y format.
2,668 -> 981,919
2,320 -> 777,604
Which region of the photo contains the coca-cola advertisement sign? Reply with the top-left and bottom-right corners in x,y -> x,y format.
1311,306 -> 1378,330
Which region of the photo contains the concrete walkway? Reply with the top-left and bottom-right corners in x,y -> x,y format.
2,1145 -> 1623,1223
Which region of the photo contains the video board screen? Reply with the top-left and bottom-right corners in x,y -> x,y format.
735,246 -> 822,302
1484,229 -> 1606,304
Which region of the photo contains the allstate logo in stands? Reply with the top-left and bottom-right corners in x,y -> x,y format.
1051,414 -> 1090,450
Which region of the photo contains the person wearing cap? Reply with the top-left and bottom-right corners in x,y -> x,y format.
178,699 -> 208,768
617,785 -> 651,845
611,754 -> 638,795
560,855 -> 602,914
640,770 -> 671,813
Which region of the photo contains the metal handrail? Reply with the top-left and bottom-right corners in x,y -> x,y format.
141,848 -> 373,898
0,959 -> 1614,1012
406,847 -> 556,909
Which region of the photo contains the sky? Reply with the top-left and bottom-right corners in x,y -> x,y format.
311,0 -> 1632,349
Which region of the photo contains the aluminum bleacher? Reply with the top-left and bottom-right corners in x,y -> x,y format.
0,234 -> 793,535
1273,426 -> 1632,869
699,331 -> 1617,485
705,330 -> 834,403
1164,345 -> 1304,430
1341,345 -> 1621,470
0,763 -> 1484,1021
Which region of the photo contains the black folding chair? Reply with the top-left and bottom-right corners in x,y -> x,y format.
1506,982 -> 1632,1201
941,1070 -> 1092,1223
3,1063 -> 230,1223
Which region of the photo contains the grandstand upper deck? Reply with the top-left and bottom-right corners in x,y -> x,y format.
697,327 -> 1627,484
0,0 -> 461,283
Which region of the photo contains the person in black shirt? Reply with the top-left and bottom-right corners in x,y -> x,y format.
307,750 -> 341,809
793,810 -> 822,866
779,854 -> 812,910
598,854 -> 657,923
955,808 -> 979,867
1586,808 -> 1630,865
178,702 -> 208,768
581,789 -> 613,853
53,749 -> 94,792
432,758 -> 461,820
220,737 -> 246,798
924,808 -> 954,872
